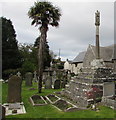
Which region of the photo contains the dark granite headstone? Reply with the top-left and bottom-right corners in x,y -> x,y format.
54,79 -> 61,89
25,72 -> 33,86
7,75 -> 22,103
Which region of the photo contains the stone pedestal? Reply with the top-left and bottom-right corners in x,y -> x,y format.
91,59 -> 105,68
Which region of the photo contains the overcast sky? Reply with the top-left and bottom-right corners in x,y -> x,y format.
1,0 -> 114,61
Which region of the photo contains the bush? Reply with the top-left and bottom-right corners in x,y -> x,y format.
3,68 -> 21,79
21,61 -> 36,75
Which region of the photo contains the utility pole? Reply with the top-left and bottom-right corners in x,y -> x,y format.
59,48 -> 61,59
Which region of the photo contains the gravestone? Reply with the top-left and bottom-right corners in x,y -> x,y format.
45,76 -> 52,89
52,71 -> 56,85
43,72 -> 48,84
61,80 -> 66,88
7,75 -> 22,103
103,82 -> 115,96
54,79 -> 61,89
33,71 -> 37,82
25,72 -> 33,86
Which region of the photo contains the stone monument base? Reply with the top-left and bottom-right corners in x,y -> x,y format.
91,59 -> 105,68
3,102 -> 26,116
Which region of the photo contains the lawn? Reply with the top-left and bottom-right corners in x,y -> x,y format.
2,81 -> 116,119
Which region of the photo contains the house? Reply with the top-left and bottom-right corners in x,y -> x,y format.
83,44 -> 116,68
64,59 -> 73,72
64,44 -> 116,74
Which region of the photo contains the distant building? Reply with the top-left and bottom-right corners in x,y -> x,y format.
64,44 -> 116,74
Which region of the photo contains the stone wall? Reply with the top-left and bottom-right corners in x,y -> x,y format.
61,66 -> 115,108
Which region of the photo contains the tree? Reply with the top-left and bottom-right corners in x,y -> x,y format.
1,17 -> 22,79
34,36 -> 52,68
18,43 -> 37,76
28,1 -> 61,93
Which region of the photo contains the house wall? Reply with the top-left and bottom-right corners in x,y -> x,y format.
64,61 -> 83,74
64,61 -> 70,70
73,63 -> 83,74
64,61 -> 73,72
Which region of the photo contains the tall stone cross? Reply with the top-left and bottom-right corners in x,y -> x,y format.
95,10 -> 100,59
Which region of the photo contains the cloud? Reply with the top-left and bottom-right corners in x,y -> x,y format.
1,1 -> 114,60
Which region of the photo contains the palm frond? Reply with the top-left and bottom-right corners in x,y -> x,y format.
28,1 -> 61,28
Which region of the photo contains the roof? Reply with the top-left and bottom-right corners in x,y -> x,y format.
72,44 -> 116,63
68,60 -> 73,64
90,44 -> 115,61
73,51 -> 86,63
105,44 -> 116,60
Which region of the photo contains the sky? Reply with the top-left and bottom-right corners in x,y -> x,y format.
1,0 -> 115,61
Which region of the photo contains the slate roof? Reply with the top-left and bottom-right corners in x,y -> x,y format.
90,44 -> 115,61
68,60 -> 73,64
73,51 -> 86,63
72,44 -> 116,63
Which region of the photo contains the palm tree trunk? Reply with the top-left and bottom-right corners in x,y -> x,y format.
38,37 -> 43,93
38,25 -> 47,93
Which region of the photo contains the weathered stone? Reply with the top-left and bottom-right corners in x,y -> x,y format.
45,76 -> 52,89
9,103 -> 21,110
33,71 -> 37,82
42,72 -> 48,84
61,80 -> 66,88
54,79 -> 61,89
103,82 -> 115,96
25,72 -> 33,86
7,75 -> 22,103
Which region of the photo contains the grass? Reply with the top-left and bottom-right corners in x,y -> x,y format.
53,99 -> 73,111
2,81 -> 116,118
47,94 -> 58,102
33,97 -> 45,104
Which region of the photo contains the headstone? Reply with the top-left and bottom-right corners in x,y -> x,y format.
52,71 -> 57,84
33,71 -> 37,82
45,76 -> 52,89
25,72 -> 33,86
61,80 -> 66,88
0,105 -> 5,119
54,79 -> 61,89
103,82 -> 115,96
7,75 -> 22,103
43,72 -> 48,84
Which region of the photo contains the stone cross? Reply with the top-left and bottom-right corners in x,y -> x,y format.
95,10 -> 100,59
95,10 -> 100,26
17,71 -> 21,77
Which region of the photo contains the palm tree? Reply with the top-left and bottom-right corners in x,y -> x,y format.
28,1 -> 61,93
